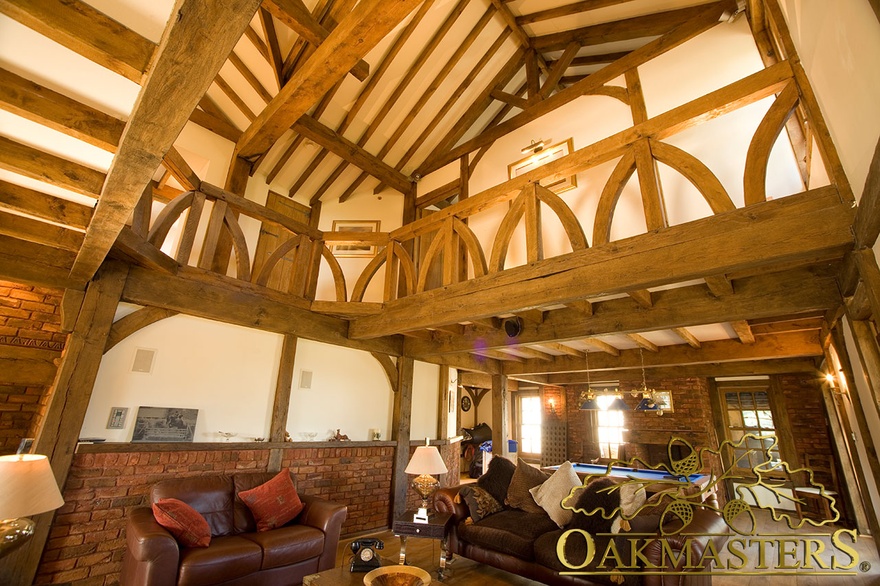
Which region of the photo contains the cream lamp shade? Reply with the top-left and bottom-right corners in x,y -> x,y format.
404,446 -> 448,476
0,454 -> 65,519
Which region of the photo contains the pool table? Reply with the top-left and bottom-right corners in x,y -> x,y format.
542,462 -> 714,498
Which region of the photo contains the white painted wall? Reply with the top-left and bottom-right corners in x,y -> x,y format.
83,314 -> 282,442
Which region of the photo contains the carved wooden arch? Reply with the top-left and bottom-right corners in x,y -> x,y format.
104,306 -> 178,353
320,245 -> 348,302
594,151 -> 637,247
649,140 -> 736,214
147,190 -> 197,246
371,352 -> 398,393
416,217 -> 488,292
489,183 -> 589,272
744,81 -> 800,206
222,205 -> 251,281
253,235 -> 305,287
351,242 -> 417,302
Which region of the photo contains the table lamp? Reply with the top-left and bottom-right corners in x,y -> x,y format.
404,441 -> 447,523
0,454 -> 65,558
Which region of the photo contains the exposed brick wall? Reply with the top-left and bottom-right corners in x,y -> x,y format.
0,281 -> 66,455
37,442 -> 461,585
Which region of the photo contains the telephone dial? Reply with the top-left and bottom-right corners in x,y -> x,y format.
349,538 -> 384,572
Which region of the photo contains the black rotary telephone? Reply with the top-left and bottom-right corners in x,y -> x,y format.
349,538 -> 383,572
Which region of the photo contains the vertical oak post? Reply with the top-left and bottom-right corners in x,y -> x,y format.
491,374 -> 509,461
391,356 -> 414,520
268,334 -> 298,472
0,261 -> 128,586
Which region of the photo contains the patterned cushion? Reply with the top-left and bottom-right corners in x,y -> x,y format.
458,485 -> 503,523
505,458 -> 549,514
238,469 -> 304,532
153,498 -> 211,548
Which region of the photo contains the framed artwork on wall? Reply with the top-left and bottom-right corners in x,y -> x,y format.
131,406 -> 198,442
508,138 -> 577,194
329,220 -> 381,257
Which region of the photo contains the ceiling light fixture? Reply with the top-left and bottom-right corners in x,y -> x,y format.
521,139 -> 546,154
635,347 -> 663,415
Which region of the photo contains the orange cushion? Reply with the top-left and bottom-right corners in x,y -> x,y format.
238,470 -> 304,531
153,498 -> 211,548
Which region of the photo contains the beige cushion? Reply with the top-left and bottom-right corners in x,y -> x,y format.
505,458 -> 549,514
529,461 -> 581,527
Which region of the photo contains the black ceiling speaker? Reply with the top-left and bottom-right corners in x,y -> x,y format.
503,317 -> 524,338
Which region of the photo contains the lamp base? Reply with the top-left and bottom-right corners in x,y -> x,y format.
0,517 -> 35,558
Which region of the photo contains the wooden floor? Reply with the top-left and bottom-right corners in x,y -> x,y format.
329,510 -> 880,585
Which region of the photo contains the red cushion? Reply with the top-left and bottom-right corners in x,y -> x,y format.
238,470 -> 304,532
152,498 -> 211,548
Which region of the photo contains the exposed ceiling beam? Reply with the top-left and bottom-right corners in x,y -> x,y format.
356,188 -> 852,339
673,327 -> 702,349
0,0 -> 156,83
404,266 -> 839,358
582,338 -> 620,356
546,358 -> 820,383
263,0 -> 370,81
516,1 -> 635,26
502,330 -> 823,376
531,3 -> 718,52
67,0 -> 264,286
417,0 -> 732,176
731,319 -> 756,344
0,180 -> 92,230
0,136 -> 105,197
627,333 -> 658,352
0,234 -> 77,289
0,209 -> 83,251
292,115 -> 412,193
0,68 -> 125,152
235,0 -> 422,160
121,264 -> 402,356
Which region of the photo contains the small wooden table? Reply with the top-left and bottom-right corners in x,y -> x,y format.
392,511 -> 453,580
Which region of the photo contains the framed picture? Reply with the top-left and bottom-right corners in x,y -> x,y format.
653,391 -> 674,413
107,406 -> 129,429
508,138 -> 577,193
329,220 -> 381,257
131,406 -> 198,442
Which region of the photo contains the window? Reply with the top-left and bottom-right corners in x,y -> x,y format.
516,394 -> 542,457
596,395 -> 626,459
723,387 -> 780,473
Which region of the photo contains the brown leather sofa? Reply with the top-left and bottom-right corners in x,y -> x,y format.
121,472 -> 347,586
435,485 -> 729,586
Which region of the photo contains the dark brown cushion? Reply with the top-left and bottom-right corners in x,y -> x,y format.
457,485 -> 503,523
152,498 -> 211,548
238,469 -> 304,531
477,455 -> 516,505
505,458 -> 549,514
241,524 -> 325,570
458,509 -> 558,560
566,477 -> 621,535
177,535 -> 262,586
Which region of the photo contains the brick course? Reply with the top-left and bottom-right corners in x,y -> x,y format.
35,442 -> 460,585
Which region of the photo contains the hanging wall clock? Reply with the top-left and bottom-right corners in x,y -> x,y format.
461,395 -> 472,412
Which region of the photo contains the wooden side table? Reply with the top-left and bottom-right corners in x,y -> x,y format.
392,511 -> 453,580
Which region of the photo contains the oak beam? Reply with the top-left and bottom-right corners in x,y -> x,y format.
581,338 -> 620,357
0,234 -> 77,289
391,356 -> 414,519
674,327 -> 702,349
547,358 -> 820,383
0,262 -> 128,586
236,0 -> 422,160
0,68 -> 124,152
268,334 -> 298,471
104,306 -> 178,353
504,330 -> 824,377
67,0 -> 263,286
0,209 -> 83,251
263,0 -> 370,81
403,266 -> 842,358
0,345 -> 60,386
853,136 -> 880,247
731,320 -> 756,344
0,180 -> 92,231
0,136 -> 105,197
357,189 -> 852,339
0,0 -> 155,83
121,264 -> 402,356
491,374 -> 510,460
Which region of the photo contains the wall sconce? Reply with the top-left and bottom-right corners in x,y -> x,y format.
521,139 -> 546,154
548,398 -> 556,414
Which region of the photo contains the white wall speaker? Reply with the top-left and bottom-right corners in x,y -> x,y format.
131,348 -> 156,373
299,370 -> 313,389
